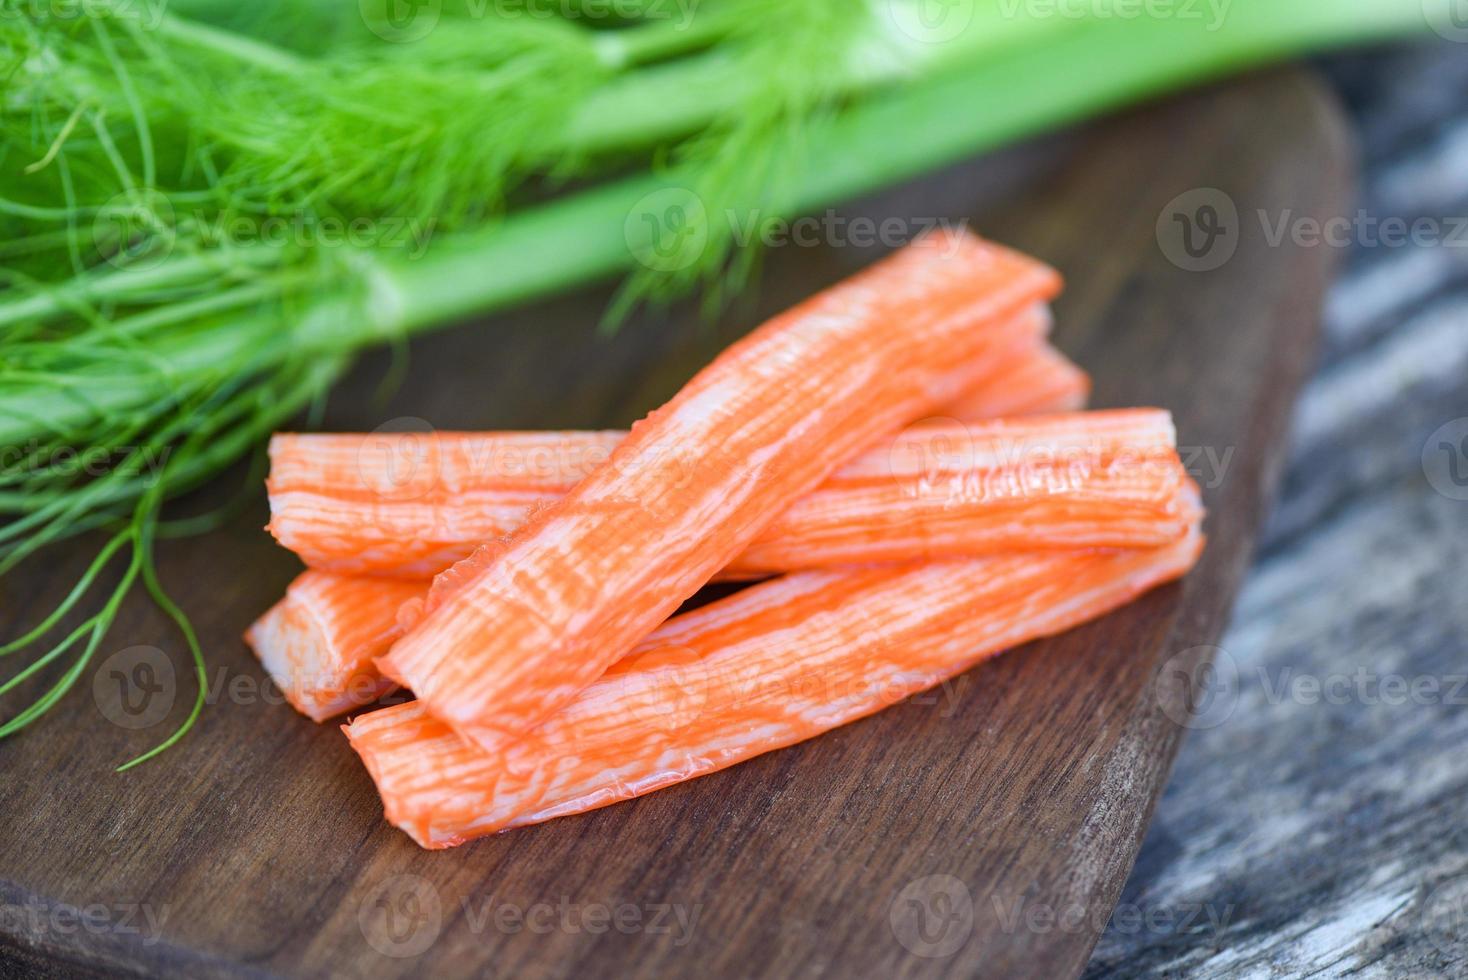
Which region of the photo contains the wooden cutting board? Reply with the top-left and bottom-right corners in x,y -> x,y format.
0,67 -> 1351,979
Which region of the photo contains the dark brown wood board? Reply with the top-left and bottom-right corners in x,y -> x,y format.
0,67 -> 1352,979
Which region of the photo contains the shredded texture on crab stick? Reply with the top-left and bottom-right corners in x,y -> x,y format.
245,573 -> 424,722
722,456 -> 1197,577
345,523 -> 1203,847
945,341 -> 1090,419
267,408 -> 1183,579
377,231 -> 1063,752
266,305 -> 1069,579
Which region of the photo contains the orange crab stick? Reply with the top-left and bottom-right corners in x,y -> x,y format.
345,523 -> 1203,847
723,455 -> 1198,577
945,341 -> 1090,419
266,304 -> 1068,580
246,575 -> 425,718
249,411 -> 1195,720
247,571 -> 422,722
377,231 -> 1063,752
245,573 -> 424,721
268,408 -> 1179,579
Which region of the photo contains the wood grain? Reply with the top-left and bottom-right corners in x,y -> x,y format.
1087,43 -> 1468,978
0,67 -> 1351,979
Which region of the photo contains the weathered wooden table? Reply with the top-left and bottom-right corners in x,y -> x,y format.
1085,41 -> 1468,978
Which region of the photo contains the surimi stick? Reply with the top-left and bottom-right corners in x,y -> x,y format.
249,411 -> 1195,720
722,452 -> 1199,578
345,523 -> 1204,847
245,573 -> 424,722
378,231 -> 1063,753
265,304 -> 1065,579
252,320 -> 1093,723
945,342 -> 1090,419
268,408 -> 1180,579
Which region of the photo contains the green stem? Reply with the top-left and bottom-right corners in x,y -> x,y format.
366,0 -> 1425,334
152,8 -> 305,74
593,3 -> 742,68
0,247 -> 283,330
561,1 -> 1073,155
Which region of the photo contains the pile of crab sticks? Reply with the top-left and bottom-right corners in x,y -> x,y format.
248,231 -> 1204,849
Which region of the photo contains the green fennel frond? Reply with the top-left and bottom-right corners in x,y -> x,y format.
608,0 -> 864,321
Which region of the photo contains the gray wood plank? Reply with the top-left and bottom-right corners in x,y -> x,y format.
1085,40 -> 1468,979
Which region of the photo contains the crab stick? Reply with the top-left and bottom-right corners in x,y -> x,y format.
945,341 -> 1090,419
345,522 -> 1203,847
268,409 -> 1180,579
377,231 -> 1062,752
245,573 -> 424,721
265,304 -> 1070,580
250,411 -> 1195,719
